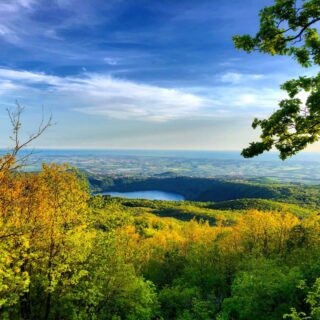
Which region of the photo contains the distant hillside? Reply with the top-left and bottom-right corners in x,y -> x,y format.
88,175 -> 320,208
95,197 -> 314,227
207,198 -> 313,218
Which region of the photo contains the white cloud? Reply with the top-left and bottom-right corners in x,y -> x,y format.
198,85 -> 287,119
104,57 -> 121,65
71,76 -> 207,121
0,80 -> 24,95
220,72 -> 242,84
16,0 -> 37,8
235,93 -> 257,106
0,69 -> 61,85
0,25 -> 11,35
0,68 -> 208,121
0,0 -> 38,43
0,0 -> 102,45
0,68 -> 290,122
220,72 -> 264,84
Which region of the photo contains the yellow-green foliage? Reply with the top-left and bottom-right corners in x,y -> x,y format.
2,160 -> 320,319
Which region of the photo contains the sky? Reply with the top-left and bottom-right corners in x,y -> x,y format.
0,0 -> 318,150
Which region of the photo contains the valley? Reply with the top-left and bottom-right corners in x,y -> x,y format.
89,174 -> 320,208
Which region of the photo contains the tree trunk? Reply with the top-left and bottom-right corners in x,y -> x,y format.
44,291 -> 51,320
20,291 -> 31,320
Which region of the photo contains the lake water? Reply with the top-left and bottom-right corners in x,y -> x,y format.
100,190 -> 185,201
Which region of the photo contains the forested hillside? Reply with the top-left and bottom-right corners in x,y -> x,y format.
2,162 -> 320,319
89,175 -> 320,208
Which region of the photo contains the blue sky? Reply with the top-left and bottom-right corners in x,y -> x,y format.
0,0 -> 318,150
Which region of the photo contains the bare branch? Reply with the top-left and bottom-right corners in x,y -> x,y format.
0,102 -> 54,171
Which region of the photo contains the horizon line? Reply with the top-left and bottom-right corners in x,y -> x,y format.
0,147 -> 320,154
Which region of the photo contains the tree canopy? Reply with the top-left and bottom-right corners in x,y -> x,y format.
3,106 -> 320,319
233,0 -> 320,159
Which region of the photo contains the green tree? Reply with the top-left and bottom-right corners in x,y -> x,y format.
220,260 -> 303,320
68,231 -> 159,320
233,0 -> 320,159
284,278 -> 320,319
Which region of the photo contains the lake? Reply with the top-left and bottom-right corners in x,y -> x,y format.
99,190 -> 185,201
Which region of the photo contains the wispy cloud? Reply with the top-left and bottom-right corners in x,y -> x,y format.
0,79 -> 24,95
103,57 -> 121,66
0,68 -> 209,121
219,72 -> 265,84
0,0 -> 37,43
71,76 -> 207,121
206,86 -> 286,116
0,67 -> 289,123
0,69 -> 61,85
0,0 -> 112,46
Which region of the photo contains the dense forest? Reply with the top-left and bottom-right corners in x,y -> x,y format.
2,163 -> 320,319
89,175 -> 320,208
